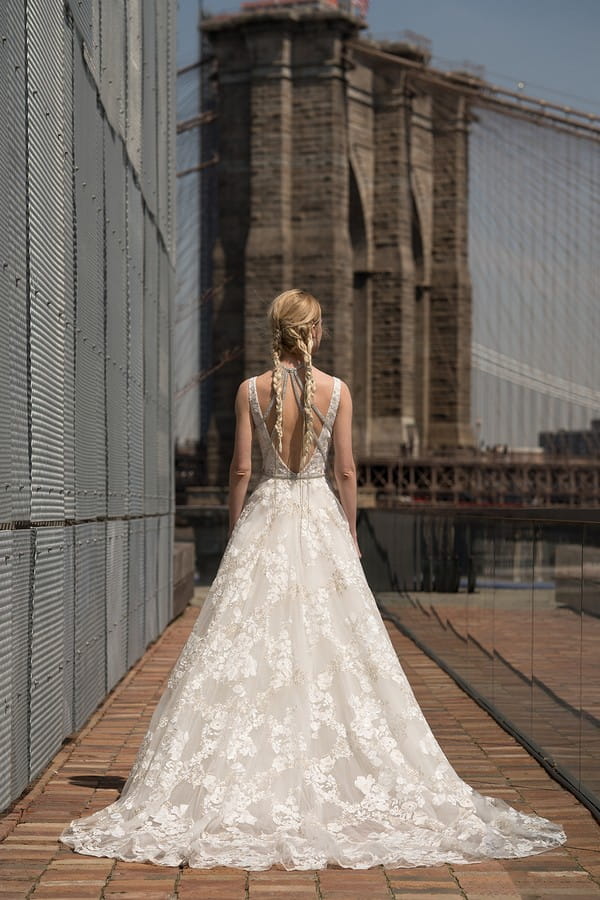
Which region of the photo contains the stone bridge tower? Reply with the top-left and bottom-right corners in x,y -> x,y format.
203,5 -> 474,485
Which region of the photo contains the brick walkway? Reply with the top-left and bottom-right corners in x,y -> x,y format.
1,606 -> 599,899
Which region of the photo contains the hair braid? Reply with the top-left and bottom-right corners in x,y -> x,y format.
271,327 -> 284,453
267,288 -> 322,469
298,328 -> 316,469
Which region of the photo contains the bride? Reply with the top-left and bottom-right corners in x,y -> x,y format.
59,289 -> 567,870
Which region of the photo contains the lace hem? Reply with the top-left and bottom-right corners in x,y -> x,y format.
60,806 -> 567,871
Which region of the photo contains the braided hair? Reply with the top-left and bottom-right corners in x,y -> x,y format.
268,289 -> 322,470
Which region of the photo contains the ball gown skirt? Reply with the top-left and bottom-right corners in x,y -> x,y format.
59,376 -> 567,869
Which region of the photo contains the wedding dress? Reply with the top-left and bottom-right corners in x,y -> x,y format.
59,369 -> 567,870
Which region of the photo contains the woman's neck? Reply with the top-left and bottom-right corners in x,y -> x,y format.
279,355 -> 304,370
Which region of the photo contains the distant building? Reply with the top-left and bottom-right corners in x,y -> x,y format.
240,0 -> 369,15
539,421 -> 600,457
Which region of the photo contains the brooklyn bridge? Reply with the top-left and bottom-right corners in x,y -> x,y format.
176,0 -> 600,507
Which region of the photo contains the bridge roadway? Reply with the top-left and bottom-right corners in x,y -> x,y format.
357,455 -> 600,506
174,450 -> 600,508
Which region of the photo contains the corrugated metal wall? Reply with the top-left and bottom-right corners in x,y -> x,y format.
174,1 -> 204,449
0,0 -> 176,813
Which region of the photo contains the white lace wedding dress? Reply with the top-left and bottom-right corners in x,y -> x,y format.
59,373 -> 567,870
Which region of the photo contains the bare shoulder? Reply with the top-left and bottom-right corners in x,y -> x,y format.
312,367 -> 351,401
234,377 -> 254,409
312,366 -> 348,384
237,370 -> 272,392
253,369 -> 272,390
252,369 -> 273,406
334,380 -> 352,421
235,377 -> 251,395
311,365 -> 334,388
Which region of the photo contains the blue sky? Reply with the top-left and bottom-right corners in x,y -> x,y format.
179,0 -> 600,115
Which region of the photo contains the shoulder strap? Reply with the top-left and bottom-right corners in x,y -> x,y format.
247,376 -> 263,426
323,377 -> 341,432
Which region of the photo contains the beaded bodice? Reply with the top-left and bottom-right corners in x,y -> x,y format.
248,371 -> 341,480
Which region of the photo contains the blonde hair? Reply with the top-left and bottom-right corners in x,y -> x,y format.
268,289 -> 322,469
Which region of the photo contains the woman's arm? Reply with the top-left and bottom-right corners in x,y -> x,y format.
228,379 -> 254,536
332,380 -> 360,557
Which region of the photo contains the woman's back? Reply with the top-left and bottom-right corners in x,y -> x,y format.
254,365 -> 335,474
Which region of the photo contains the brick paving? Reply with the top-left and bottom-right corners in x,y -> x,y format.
1,605 -> 599,899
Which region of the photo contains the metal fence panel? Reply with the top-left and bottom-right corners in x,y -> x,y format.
166,262 -> 176,625
99,0 -> 125,136
62,21 -> 77,523
157,393 -> 171,517
29,527 -> 67,779
0,533 -> 12,810
66,0 -> 100,84
127,169 -> 145,517
62,525 -> 75,736
74,522 -> 106,731
144,517 -> 159,646
156,0 -> 169,244
0,17 -> 13,521
105,122 -> 129,518
157,514 -> 171,633
74,42 -> 106,521
157,249 -> 171,515
66,0 -> 93,54
106,520 -> 129,691
127,518 -> 145,667
144,214 -> 159,516
166,0 -> 176,260
168,514 -> 174,621
126,0 -> 143,177
1,3 -> 30,524
89,0 -> 101,80
142,0 -> 158,214
27,0 -> 67,522
11,529 -> 32,801
168,262 -> 176,516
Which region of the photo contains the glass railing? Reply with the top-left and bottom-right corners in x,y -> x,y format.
358,507 -> 600,820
